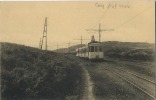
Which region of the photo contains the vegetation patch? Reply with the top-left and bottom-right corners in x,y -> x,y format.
1,42 -> 84,100
102,41 -> 155,61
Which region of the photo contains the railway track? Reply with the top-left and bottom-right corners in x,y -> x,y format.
69,57 -> 155,99
101,65 -> 156,100
116,67 -> 155,84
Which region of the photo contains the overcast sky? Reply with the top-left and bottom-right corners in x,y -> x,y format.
0,1 -> 155,50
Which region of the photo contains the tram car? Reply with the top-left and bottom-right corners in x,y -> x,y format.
76,36 -> 104,60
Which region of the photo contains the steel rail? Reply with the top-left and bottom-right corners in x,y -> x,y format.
103,67 -> 156,100
116,67 -> 155,84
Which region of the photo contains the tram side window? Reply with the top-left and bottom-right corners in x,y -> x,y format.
95,46 -> 97,52
91,46 -> 94,52
89,46 -> 94,52
99,46 -> 102,52
79,49 -> 81,53
81,49 -> 82,53
84,48 -> 86,52
82,49 -> 85,53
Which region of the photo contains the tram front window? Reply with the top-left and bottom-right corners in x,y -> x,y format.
95,46 -> 97,52
99,46 -> 102,52
89,46 -> 94,52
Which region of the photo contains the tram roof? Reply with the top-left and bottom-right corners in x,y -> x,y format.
88,41 -> 102,44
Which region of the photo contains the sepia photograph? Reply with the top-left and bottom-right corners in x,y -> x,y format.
0,1 -> 155,100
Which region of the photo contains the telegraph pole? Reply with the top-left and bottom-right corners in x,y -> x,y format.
99,23 -> 101,42
56,44 -> 59,53
68,41 -> 70,53
64,41 -> 77,53
73,36 -> 89,55
39,38 -> 42,49
86,23 -> 114,42
45,18 -> 47,50
41,17 -> 48,50
74,35 -> 89,47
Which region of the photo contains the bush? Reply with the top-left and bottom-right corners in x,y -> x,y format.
1,42 -> 83,99
104,47 -> 154,61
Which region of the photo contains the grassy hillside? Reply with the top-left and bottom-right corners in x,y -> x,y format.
53,44 -> 86,53
53,41 -> 155,61
102,41 -> 155,61
1,42 -> 84,100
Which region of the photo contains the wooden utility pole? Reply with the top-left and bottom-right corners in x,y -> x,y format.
39,38 -> 42,49
74,35 -> 89,47
56,44 -> 59,53
99,23 -> 101,42
73,36 -> 89,55
64,41 -> 77,53
86,23 -> 114,42
67,41 -> 70,53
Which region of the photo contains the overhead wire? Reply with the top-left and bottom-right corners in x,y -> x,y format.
90,8 -> 109,30
89,4 -> 153,32
115,5 -> 153,30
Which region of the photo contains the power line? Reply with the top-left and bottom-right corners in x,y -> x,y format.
97,9 -> 109,25
90,5 -> 152,34
115,5 -> 152,30
90,9 -> 109,30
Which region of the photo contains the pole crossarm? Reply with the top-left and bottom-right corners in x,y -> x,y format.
86,29 -> 114,31
73,36 -> 89,44
73,39 -> 89,40
86,23 -> 114,42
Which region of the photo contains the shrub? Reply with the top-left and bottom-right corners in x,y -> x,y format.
1,42 -> 83,99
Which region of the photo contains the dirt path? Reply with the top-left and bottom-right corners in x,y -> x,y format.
82,67 -> 95,100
